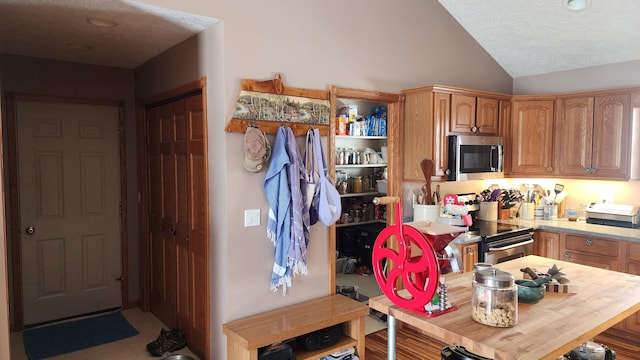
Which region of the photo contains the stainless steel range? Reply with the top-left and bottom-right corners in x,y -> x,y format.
474,221 -> 534,264
456,193 -> 534,264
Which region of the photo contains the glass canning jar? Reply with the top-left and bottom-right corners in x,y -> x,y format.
352,176 -> 363,193
471,268 -> 517,327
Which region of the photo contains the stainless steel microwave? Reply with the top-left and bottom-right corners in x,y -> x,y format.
447,135 -> 504,181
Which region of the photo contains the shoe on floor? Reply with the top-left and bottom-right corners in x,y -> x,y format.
147,328 -> 186,357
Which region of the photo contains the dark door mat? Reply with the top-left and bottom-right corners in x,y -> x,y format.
23,311 -> 138,359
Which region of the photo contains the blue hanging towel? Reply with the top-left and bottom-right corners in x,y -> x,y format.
264,127 -> 292,293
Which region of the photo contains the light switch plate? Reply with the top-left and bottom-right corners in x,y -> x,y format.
244,209 -> 260,227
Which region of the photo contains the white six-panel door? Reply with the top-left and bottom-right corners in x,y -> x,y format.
17,100 -> 121,325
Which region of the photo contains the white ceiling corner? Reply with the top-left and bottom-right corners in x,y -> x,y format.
437,0 -> 640,78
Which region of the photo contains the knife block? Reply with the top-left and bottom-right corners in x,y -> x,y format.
498,205 -> 511,220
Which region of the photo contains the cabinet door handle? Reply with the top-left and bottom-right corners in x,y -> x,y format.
466,247 -> 474,254
546,166 -> 554,173
585,239 -> 593,246
564,252 -> 571,259
471,126 -> 478,132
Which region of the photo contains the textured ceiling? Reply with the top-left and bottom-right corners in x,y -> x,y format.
0,0 -> 218,69
1,1 -> 638,76
438,0 -> 640,78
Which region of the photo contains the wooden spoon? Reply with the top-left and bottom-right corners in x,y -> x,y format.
420,159 -> 434,205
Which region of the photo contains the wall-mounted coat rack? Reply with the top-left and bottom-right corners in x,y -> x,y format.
225,74 -> 330,137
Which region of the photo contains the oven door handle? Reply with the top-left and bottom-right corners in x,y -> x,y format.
488,239 -> 534,251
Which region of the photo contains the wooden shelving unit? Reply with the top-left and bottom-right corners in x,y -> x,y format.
222,295 -> 369,360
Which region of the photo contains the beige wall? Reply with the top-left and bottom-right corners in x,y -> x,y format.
136,1 -> 640,359
513,59 -> 640,94
134,1 -> 512,358
3,1 -> 638,359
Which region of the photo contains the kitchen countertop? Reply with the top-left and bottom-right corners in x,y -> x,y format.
407,217 -> 640,244
497,217 -> 640,242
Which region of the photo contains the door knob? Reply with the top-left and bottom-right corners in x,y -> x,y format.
25,226 -> 35,235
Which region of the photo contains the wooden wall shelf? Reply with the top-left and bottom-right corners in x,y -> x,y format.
225,74 -> 330,137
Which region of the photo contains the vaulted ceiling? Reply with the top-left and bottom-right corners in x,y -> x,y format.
438,0 -> 640,78
1,0 -> 639,77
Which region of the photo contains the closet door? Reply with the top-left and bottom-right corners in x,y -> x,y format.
184,95 -> 209,357
172,99 -> 190,338
147,103 -> 178,328
145,93 -> 209,358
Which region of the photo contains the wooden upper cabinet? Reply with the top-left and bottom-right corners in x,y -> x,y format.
510,99 -> 555,176
555,92 -> 633,179
402,88 -> 450,181
499,100 -> 513,174
592,94 -> 631,178
477,97 -> 500,134
433,92 -> 450,178
450,94 -> 476,133
555,96 -> 595,176
450,95 -> 499,135
402,85 -> 511,181
631,92 -> 640,180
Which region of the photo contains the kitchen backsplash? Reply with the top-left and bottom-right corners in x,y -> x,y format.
402,178 -> 640,221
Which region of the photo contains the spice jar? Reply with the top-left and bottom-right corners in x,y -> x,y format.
471,268 -> 517,327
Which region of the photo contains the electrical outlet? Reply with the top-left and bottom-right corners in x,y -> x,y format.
600,193 -> 614,204
244,209 -> 260,227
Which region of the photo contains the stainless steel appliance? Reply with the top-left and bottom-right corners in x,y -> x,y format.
447,135 -> 504,181
455,193 -> 534,264
477,222 -> 534,264
586,203 -> 639,228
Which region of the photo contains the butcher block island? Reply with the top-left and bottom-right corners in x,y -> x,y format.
369,255 -> 640,360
